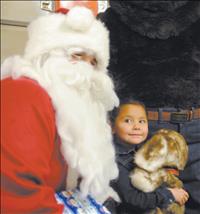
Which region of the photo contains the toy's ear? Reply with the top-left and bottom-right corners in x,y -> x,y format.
134,133 -> 168,172
168,130 -> 188,170
158,129 -> 188,170
142,134 -> 166,160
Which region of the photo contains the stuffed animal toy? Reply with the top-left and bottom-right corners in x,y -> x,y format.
130,129 -> 188,214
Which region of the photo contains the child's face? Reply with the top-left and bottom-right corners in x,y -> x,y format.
113,104 -> 148,145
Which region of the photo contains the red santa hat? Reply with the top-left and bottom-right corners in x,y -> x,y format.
24,6 -> 109,71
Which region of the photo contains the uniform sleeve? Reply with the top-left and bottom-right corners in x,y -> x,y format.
1,78 -> 64,214
112,162 -> 175,211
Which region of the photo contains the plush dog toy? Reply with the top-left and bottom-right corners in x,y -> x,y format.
130,129 -> 188,214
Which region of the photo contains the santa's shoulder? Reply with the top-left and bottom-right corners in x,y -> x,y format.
2,77 -> 52,106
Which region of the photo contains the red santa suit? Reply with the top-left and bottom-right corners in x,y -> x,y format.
1,6 -> 120,213
1,77 -> 67,213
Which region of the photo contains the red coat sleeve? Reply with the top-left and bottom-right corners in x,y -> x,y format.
1,77 -> 65,214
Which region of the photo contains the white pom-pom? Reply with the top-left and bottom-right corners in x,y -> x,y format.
65,6 -> 94,31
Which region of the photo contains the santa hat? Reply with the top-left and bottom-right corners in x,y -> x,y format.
24,6 -> 109,71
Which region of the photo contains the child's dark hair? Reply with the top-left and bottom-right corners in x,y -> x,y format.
109,98 -> 147,125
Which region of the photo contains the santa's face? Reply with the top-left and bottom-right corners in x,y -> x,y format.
37,48 -> 119,111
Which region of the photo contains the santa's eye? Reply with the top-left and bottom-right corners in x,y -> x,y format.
72,53 -> 83,58
91,58 -> 97,67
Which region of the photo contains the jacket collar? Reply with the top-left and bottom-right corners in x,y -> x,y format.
114,136 -> 142,155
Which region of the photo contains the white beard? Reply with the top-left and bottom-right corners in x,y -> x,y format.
1,50 -> 120,203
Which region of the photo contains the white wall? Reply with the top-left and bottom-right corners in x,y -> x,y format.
1,1 -> 47,24
1,24 -> 28,63
1,1 -> 47,63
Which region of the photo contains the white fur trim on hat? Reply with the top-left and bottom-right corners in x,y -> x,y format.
24,6 -> 110,71
65,6 -> 94,32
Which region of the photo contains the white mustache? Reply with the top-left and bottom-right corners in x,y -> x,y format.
41,55 -> 119,110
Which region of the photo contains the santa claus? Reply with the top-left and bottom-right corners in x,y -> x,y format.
1,6 -> 119,213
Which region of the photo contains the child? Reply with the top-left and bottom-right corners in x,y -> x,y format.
108,99 -> 189,214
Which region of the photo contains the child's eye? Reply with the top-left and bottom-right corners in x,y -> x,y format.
139,119 -> 147,124
124,118 -> 132,123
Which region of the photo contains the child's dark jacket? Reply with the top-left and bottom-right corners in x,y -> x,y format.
109,136 -> 174,214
